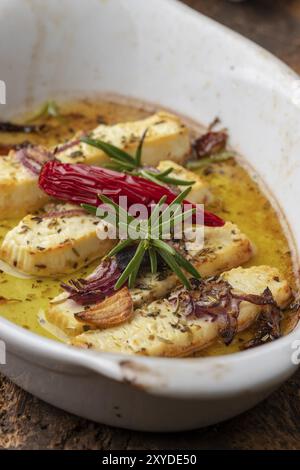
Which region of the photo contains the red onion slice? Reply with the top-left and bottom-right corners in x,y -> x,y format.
16,146 -> 53,175
169,278 -> 282,346
61,258 -> 120,306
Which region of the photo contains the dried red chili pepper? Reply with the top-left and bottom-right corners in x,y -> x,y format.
39,160 -> 224,227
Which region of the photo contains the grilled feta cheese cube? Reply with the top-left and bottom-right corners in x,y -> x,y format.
0,112 -> 191,219
157,160 -> 213,204
0,154 -> 49,218
46,222 -> 254,336
0,204 -> 115,276
71,266 -> 292,356
57,112 -> 190,166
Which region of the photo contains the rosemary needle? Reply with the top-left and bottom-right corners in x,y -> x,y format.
81,131 -> 195,188
83,190 -> 201,290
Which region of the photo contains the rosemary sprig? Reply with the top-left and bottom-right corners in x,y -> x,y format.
28,100 -> 62,122
81,131 -> 195,188
83,188 -> 200,290
186,151 -> 235,170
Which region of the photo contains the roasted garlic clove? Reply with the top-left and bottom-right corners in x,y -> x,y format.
75,287 -> 133,329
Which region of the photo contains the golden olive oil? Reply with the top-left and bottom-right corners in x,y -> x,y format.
0,99 -> 296,354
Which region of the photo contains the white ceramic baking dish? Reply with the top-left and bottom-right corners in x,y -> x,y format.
0,0 -> 300,432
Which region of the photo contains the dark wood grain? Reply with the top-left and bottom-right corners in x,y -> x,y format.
183,0 -> 300,74
1,0 -> 300,450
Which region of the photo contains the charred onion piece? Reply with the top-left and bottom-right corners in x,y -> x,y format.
115,245 -> 165,273
39,160 -> 224,227
243,310 -> 281,349
193,131 -> 228,158
75,287 -> 133,328
242,288 -> 283,349
0,121 -> 46,133
169,278 -> 282,346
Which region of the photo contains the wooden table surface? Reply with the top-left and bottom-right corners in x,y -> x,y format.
1,0 -> 300,450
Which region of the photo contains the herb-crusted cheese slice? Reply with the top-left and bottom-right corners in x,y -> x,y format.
131,221 -> 254,306
46,222 -> 254,336
71,266 -> 292,356
157,160 -> 213,204
0,204 -> 115,276
57,112 -> 191,166
0,154 -> 49,218
0,112 -> 191,219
